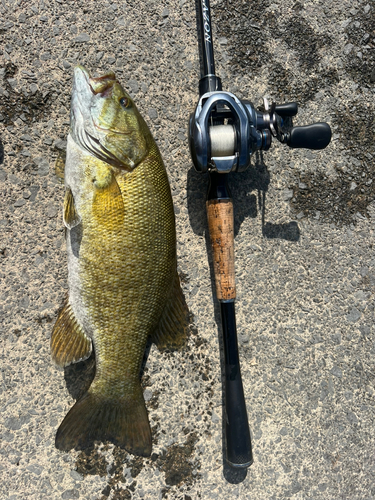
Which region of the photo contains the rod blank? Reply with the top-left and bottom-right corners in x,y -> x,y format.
194,0 -> 253,469
221,301 -> 253,468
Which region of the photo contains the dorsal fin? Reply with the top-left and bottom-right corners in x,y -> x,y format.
51,301 -> 92,367
151,271 -> 189,350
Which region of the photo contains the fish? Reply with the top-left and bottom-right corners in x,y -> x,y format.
51,65 -> 188,457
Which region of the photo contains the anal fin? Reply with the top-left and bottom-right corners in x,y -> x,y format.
151,271 -> 189,350
51,302 -> 92,367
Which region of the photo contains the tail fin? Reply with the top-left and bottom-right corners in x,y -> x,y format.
55,390 -> 152,457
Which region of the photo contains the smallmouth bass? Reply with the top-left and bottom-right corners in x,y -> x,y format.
51,66 -> 188,457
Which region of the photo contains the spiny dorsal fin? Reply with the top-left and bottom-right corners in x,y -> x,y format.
151,271 -> 189,350
63,187 -> 81,229
51,301 -> 92,367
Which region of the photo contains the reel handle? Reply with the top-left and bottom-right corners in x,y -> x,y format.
275,102 -> 298,117
282,122 -> 332,150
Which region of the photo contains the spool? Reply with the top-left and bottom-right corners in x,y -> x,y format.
209,124 -> 236,157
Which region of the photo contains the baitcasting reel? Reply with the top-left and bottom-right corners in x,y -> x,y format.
189,85 -> 332,174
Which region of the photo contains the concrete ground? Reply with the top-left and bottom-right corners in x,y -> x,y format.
0,0 -> 374,498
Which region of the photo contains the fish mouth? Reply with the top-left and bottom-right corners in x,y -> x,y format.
89,72 -> 117,96
74,65 -> 117,97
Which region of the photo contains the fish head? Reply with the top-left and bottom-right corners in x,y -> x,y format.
71,65 -> 149,171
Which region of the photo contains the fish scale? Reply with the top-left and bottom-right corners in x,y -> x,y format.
51,66 -> 188,457
79,152 -> 174,378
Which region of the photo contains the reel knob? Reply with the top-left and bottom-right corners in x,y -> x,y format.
283,122 -> 332,150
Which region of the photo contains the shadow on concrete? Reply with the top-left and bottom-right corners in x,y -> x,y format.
187,152 -> 300,242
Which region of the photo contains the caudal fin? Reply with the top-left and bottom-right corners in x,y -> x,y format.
55,390 -> 152,457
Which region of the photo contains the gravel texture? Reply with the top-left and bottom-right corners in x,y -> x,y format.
0,0 -> 374,499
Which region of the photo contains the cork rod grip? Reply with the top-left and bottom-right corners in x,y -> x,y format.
206,198 -> 236,300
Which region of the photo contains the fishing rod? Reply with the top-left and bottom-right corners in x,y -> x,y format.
188,0 -> 331,468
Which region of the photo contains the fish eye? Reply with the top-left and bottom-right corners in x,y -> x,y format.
119,97 -> 129,108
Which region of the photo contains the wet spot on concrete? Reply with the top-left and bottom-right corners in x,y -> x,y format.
344,10 -> 375,85
290,166 -> 373,225
291,100 -> 374,225
214,3 -> 374,227
0,63 -> 52,125
108,488 -> 131,499
178,271 -> 190,285
157,432 -> 200,487
282,17 -> 332,70
214,0 -> 273,73
126,456 -> 145,479
77,446 -> 145,499
268,63 -> 339,104
215,2 -> 332,77
75,446 -> 108,477
98,448 -> 143,499
338,102 -> 374,154
214,2 -> 374,227
147,389 -> 160,410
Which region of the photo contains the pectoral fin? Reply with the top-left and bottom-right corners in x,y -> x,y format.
92,175 -> 124,226
63,187 -> 81,229
51,302 -> 92,367
151,271 -> 189,350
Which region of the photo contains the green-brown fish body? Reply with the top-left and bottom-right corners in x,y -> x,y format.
51,66 -> 187,456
